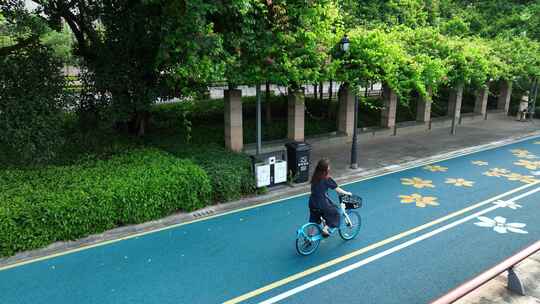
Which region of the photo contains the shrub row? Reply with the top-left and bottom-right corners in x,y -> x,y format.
0,149 -> 211,257
147,139 -> 257,203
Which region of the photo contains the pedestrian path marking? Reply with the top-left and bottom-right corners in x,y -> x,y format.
257,186 -> 540,304
423,165 -> 448,172
223,182 -> 539,304
400,177 -> 435,189
398,193 -> 439,208
445,178 -> 474,187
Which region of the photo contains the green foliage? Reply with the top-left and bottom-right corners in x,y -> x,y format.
0,45 -> 69,165
157,0 -> 228,96
224,0 -> 342,87
145,138 -> 256,203
41,23 -> 76,65
0,149 -> 212,257
336,28 -> 422,102
444,36 -> 492,87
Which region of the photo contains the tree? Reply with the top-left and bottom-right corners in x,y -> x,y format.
222,0 -> 342,89
0,44 -> 68,165
28,0 -> 228,136
340,0 -> 437,29
335,28 -> 423,105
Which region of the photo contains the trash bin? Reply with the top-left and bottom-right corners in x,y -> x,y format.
250,150 -> 287,188
285,142 -> 312,183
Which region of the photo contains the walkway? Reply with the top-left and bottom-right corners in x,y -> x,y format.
311,113 -> 540,178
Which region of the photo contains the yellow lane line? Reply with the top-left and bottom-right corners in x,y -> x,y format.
223,182 -> 539,304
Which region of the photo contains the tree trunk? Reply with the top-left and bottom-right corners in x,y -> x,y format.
265,81 -> 272,123
128,111 -> 149,137
313,84 -> 318,101
319,81 -> 323,101
328,80 -> 333,119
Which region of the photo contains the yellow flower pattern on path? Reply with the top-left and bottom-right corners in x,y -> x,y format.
513,152 -> 537,159
471,161 -> 488,166
399,194 -> 439,208
483,168 -> 510,177
401,177 -> 435,189
510,149 -> 531,154
423,165 -> 448,172
505,173 -> 538,184
519,175 -> 539,184
510,149 -> 538,159
445,178 -> 474,187
514,159 -> 540,170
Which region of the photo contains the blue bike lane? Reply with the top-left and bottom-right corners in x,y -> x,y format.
2,137 -> 540,304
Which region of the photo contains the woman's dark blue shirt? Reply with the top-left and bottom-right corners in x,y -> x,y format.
309,177 -> 338,209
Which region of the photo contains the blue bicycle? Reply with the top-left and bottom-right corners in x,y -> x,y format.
295,194 -> 362,256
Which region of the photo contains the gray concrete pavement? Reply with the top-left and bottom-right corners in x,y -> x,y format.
456,252 -> 540,304
310,113 -> 540,178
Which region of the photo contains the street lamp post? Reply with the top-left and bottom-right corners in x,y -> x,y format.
256,83 -> 262,155
530,78 -> 539,120
351,90 -> 359,169
340,35 -> 358,169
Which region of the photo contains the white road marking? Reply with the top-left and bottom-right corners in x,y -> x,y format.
259,187 -> 540,304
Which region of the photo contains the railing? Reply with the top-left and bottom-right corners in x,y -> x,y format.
430,240 -> 540,304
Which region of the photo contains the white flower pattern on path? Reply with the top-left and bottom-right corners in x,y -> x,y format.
492,200 -> 522,210
474,216 -> 528,234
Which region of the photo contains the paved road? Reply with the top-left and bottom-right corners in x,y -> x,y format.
2,137 -> 540,304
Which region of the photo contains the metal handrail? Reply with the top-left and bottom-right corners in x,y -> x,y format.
430,240 -> 540,304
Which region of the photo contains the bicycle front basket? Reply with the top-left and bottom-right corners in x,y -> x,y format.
344,195 -> 362,209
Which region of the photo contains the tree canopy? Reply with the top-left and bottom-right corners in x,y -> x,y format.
2,0 -> 540,134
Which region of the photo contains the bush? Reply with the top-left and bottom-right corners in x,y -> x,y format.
146,137 -> 256,203
0,45 -> 69,165
187,147 -> 256,203
0,149 -> 212,257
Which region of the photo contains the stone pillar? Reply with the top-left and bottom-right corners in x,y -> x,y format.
224,89 -> 243,152
448,85 -> 464,135
288,89 -> 305,141
337,84 -> 355,137
416,88 -> 432,123
498,80 -> 513,114
448,86 -> 463,117
381,85 -> 398,128
474,84 -> 489,116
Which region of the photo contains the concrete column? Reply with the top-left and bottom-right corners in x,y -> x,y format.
448,84 -> 464,134
498,80 -> 513,114
224,89 -> 243,152
337,84 -> 355,137
287,89 -> 305,141
416,88 -> 432,123
448,86 -> 463,117
474,84 -> 489,116
381,85 -> 398,128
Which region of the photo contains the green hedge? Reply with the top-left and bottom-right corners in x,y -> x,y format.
0,149 -> 211,257
146,138 -> 257,203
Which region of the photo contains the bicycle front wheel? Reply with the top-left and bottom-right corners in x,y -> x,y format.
339,210 -> 361,240
296,223 -> 321,256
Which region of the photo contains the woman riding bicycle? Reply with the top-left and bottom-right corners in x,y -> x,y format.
309,158 -> 352,237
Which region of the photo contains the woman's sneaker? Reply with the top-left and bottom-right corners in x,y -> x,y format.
322,225 -> 331,237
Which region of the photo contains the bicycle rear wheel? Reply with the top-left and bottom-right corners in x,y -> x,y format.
339,210 -> 361,240
296,223 -> 321,256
